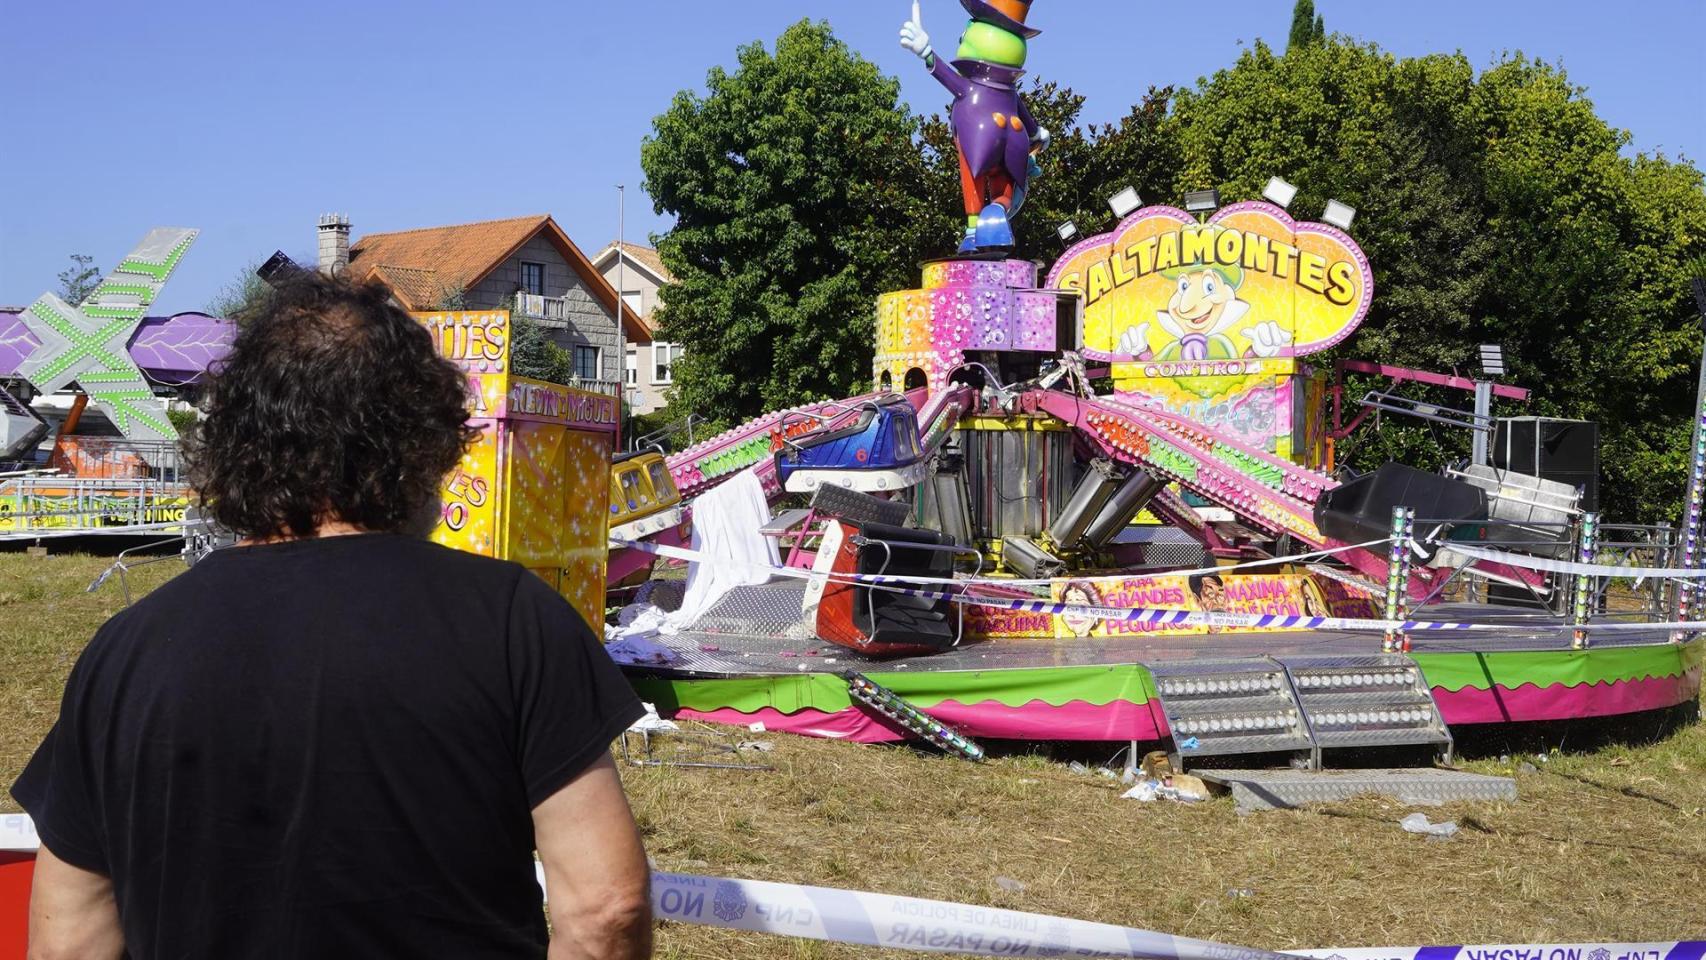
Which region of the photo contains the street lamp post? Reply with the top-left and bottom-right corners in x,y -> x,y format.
616,184 -> 627,409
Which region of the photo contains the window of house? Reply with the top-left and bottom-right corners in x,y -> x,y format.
622,290 -> 643,314
574,345 -> 601,381
625,348 -> 638,385
653,342 -> 680,384
519,261 -> 546,296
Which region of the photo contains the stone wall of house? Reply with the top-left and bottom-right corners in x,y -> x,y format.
465,235 -> 621,382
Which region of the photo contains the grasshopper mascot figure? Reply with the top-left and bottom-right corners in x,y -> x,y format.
900,0 -> 1050,254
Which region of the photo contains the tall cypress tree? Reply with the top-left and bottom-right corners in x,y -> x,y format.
1288,0 -> 1317,51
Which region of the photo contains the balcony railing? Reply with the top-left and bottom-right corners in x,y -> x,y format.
514,293 -> 571,328
566,378 -> 625,399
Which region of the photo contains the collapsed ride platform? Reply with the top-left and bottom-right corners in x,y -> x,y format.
605,214 -> 1706,768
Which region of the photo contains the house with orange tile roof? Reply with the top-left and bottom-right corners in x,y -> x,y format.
316,214 -> 645,396
591,241 -> 676,415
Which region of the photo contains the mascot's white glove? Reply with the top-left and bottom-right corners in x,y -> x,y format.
1033,125 -> 1051,152
900,1 -> 933,59
1117,323 -> 1151,357
1242,320 -> 1293,358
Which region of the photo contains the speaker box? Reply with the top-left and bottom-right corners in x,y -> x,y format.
1492,418 -> 1599,512
1314,463 -> 1488,559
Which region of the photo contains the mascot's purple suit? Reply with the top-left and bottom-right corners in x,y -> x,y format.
931,56 -> 1037,220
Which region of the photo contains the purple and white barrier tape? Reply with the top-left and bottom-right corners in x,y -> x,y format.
613,538 -> 1706,635
8,818 -> 1697,960
1,813 -> 36,852
1443,545 -> 1706,580
1289,945 -> 1704,960
643,870 -> 1286,960
614,534 -> 1390,588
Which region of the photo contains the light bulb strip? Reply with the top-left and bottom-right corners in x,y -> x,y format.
1681,405 -> 1706,633
847,674 -> 985,762
1383,507 -> 1415,653
1571,513 -> 1600,649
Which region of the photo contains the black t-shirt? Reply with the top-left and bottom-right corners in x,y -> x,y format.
11,533 -> 643,959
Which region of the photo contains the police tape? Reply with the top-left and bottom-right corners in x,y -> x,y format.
640,869 -> 1290,960
635,870 -> 1703,960
1288,945 -> 1705,960
1439,544 -> 1706,580
610,537 -> 1706,636
9,816 -> 1700,960
611,534 -> 1392,588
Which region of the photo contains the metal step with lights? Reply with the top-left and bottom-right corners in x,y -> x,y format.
1147,659 -> 1313,765
846,673 -> 985,762
1279,654 -> 1453,764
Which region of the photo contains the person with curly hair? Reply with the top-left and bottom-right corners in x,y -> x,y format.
12,272 -> 652,959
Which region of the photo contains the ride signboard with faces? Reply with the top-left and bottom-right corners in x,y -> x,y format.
1046,201 -> 1373,464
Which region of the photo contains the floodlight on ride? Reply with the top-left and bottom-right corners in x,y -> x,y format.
1262,176 -> 1299,209
1056,220 -> 1079,245
1479,344 -> 1506,378
1183,189 -> 1221,215
1107,186 -> 1142,219
1322,199 -> 1357,231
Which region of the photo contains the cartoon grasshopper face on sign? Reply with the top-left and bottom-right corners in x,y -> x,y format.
1117,239 -> 1294,362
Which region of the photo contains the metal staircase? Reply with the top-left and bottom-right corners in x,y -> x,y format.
1285,655 -> 1453,763
1149,654 -> 1451,770
1147,659 -> 1313,762
1147,654 -> 1511,810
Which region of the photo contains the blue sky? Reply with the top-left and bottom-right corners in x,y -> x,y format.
3,0 -> 1702,315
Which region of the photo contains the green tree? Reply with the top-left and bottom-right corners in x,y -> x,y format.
1288,0 -> 1318,50
57,254 -> 100,305
205,260 -> 277,322
1166,38 -> 1706,521
642,19 -> 936,422
498,294 -> 577,384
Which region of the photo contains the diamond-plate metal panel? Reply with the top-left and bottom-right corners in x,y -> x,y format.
1309,728 -> 1450,750
688,580 -> 813,639
1283,653 -> 1452,756
1201,768 -> 1517,812
1170,730 -> 1316,758
1148,659 -> 1314,765
1297,689 -> 1431,709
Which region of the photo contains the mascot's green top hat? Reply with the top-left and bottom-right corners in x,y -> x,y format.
960,0 -> 1040,38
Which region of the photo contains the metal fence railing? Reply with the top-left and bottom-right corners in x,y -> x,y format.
0,474 -> 192,540
49,436 -> 186,484
1400,514 -> 1679,627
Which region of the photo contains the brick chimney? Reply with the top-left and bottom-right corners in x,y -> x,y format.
317,213 -> 351,274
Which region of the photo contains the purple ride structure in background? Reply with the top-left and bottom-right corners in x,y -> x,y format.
0,310 -> 234,388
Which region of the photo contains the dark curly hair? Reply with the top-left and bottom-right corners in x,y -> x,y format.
184,271 -> 479,539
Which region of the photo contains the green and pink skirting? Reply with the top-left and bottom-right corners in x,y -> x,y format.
626,636 -> 1704,744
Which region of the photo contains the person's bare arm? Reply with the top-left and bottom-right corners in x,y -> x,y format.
534,753 -> 652,960
28,844 -> 124,960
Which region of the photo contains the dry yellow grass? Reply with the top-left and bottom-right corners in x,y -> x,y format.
3,551 -> 1702,957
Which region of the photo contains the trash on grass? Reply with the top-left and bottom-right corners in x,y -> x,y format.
995,876 -> 1026,893
1399,812 -> 1458,838
1121,774 -> 1207,804
1122,780 -> 1160,802
629,703 -> 679,734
